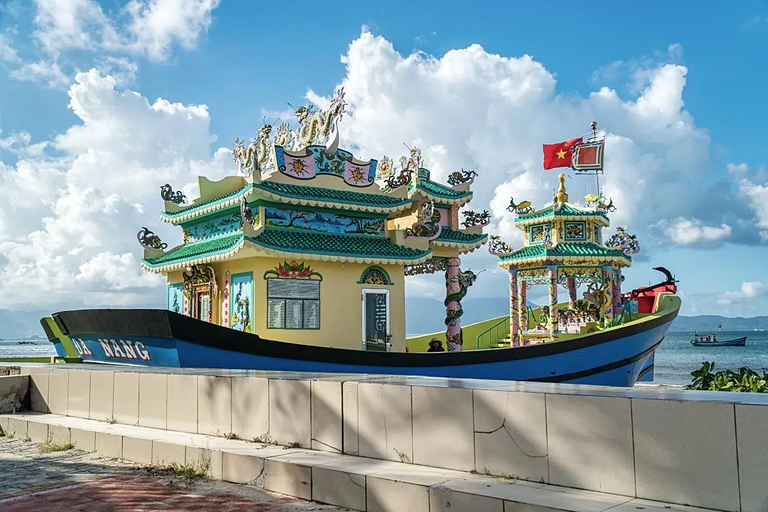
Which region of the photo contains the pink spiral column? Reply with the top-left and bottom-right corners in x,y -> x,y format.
445,257 -> 463,352
547,266 -> 559,338
612,269 -> 622,316
602,266 -> 614,326
509,270 -> 519,347
567,277 -> 577,304
222,271 -> 231,327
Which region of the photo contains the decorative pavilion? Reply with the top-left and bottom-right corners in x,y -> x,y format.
137,88 -> 487,352
491,173 -> 636,346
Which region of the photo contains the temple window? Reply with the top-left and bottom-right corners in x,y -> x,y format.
564,221 -> 587,241
266,278 -> 320,329
529,224 -> 549,244
357,266 -> 393,285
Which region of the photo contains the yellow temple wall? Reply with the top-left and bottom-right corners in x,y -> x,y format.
168,258 -> 406,352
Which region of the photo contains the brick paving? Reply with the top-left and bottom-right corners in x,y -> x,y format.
0,437 -> 350,511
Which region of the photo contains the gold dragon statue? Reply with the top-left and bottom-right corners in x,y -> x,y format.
291,87 -> 347,150
233,120 -> 274,175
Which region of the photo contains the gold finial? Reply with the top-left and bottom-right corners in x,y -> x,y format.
556,173 -> 568,203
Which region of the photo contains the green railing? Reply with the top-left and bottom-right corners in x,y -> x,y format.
475,316 -> 510,350
605,300 -> 633,328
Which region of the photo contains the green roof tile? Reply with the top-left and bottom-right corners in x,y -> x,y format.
253,228 -> 430,260
434,228 -> 487,244
255,181 -> 411,208
499,242 -> 629,262
416,180 -> 471,200
516,204 -> 608,223
142,232 -> 244,267
162,185 -> 251,218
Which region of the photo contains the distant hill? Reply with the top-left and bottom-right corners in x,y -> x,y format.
668,315 -> 768,333
0,309 -> 51,339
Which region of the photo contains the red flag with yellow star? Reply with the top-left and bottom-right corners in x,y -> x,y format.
542,138 -> 582,170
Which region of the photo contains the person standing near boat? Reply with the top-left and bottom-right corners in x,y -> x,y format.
428,337 -> 446,352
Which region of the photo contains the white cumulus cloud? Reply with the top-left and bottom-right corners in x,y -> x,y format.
0,68 -> 231,309
653,217 -> 732,246
310,29 -> 751,297
718,281 -> 766,305
0,28 -> 766,312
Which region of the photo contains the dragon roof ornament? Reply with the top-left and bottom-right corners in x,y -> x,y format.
288,87 -> 346,151
232,88 -> 346,178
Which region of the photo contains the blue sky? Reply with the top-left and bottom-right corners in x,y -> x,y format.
1,0 -> 768,316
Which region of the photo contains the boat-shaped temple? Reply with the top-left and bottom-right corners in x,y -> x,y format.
42,99 -> 681,387
139,89 -> 488,353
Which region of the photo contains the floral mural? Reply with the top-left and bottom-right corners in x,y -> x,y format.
263,260 -> 323,280
167,283 -> 184,314
230,272 -> 253,333
564,221 -> 586,241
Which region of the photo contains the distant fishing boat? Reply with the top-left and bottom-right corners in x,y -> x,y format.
690,326 -> 746,347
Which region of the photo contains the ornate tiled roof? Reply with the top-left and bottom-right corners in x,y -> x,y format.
160,185 -> 253,223
161,180 -> 414,224
432,228 -> 488,254
142,226 -> 433,272
497,242 -> 631,268
141,232 -> 245,270
515,204 -> 609,226
252,228 -> 432,264
414,180 -> 472,205
434,228 -> 486,243
254,181 -> 411,212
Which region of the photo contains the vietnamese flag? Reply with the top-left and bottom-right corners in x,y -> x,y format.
542,138 -> 582,170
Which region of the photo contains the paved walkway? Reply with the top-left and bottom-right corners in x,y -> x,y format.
0,437 -> 350,511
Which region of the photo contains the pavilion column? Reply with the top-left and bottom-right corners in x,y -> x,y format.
509,269 -> 519,347
567,277 -> 577,304
518,278 -> 528,345
547,266 -> 559,339
445,257 -> 463,352
612,269 -> 623,316
602,265 -> 615,326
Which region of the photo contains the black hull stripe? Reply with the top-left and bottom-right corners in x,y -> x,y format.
638,364 -> 655,380
531,339 -> 663,383
52,298 -> 679,369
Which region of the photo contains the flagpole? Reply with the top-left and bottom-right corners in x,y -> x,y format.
591,121 -> 601,197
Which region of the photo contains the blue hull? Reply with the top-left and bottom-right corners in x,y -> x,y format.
46,302 -> 678,387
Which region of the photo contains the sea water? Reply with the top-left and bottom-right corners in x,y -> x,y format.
653,331 -> 768,385
2,332 -> 766,386
0,339 -> 58,359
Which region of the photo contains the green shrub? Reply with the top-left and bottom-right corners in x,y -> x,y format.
688,362 -> 768,392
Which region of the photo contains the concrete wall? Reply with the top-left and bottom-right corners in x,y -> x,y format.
0,375 -> 28,414
13,365 -> 768,511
